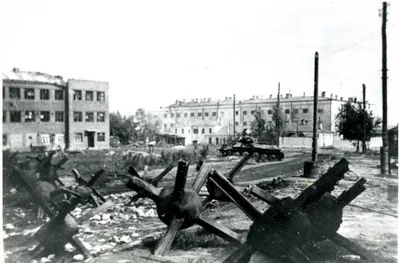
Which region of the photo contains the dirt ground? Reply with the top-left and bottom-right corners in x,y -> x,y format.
2,147 -> 398,263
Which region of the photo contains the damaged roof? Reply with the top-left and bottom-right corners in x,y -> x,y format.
2,68 -> 66,86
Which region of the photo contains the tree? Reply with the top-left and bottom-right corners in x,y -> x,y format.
109,111 -> 138,144
336,102 -> 381,152
134,108 -> 162,142
250,110 -> 277,145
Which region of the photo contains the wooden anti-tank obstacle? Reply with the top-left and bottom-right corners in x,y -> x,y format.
125,160 -> 242,256
212,158 -> 377,263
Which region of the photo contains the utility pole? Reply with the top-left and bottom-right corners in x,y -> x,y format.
362,84 -> 366,154
276,82 -> 280,147
233,94 -> 236,139
311,52 -> 319,163
381,1 -> 389,175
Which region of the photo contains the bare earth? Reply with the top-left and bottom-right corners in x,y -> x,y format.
2,148 -> 398,263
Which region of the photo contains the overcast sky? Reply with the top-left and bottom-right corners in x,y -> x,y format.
1,0 -> 399,124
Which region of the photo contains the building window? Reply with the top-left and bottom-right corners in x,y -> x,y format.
305,120 -> 309,125
184,113 -> 188,117
3,134 -> 7,146
318,109 -> 324,113
301,119 -> 305,125
85,112 -> 94,122
55,90 -> 64,100
209,128 -> 212,133
182,128 -> 184,134
25,88 -> 35,100
171,113 -> 174,118
40,111 -> 50,122
235,122 -> 239,126
177,113 -> 181,118
190,113 -> 195,117
216,138 -> 219,145
251,110 -> 255,115
303,108 -> 309,113
209,138 -> 212,144
243,111 -> 247,115
175,128 -> 178,134
9,87 -> 20,99
198,112 -> 202,117
193,128 -> 199,134
55,111 -> 64,122
285,109 -> 290,114
3,111 -> 6,122
205,112 -> 209,117
212,112 -> 217,116
267,110 -> 273,115
10,111 -> 21,122
85,91 -> 94,101
164,124 -> 167,130
97,91 -> 105,102
40,89 -> 50,100
235,111 -> 239,115
294,109 -> 299,114
25,111 -> 36,122
75,133 -> 83,142
170,123 -> 174,127
74,90 -> 82,101
97,112 -> 105,122
3,86 -> 5,99
202,128 -> 205,134
243,121 -> 247,126
74,112 -> 83,122
164,114 -> 168,118
97,132 -> 105,142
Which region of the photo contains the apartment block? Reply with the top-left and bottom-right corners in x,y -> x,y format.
152,92 -> 364,146
2,68 -> 110,151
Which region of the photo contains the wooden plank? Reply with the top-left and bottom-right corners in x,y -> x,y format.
226,154 -> 251,182
330,233 -> 377,261
209,171 -> 261,221
153,217 -> 185,256
192,163 -> 213,193
172,161 -> 188,202
87,169 -> 105,186
336,178 -> 367,208
249,185 -> 279,205
287,247 -> 312,263
197,215 -> 241,244
151,163 -> 175,186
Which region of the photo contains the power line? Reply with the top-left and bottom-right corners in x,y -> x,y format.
320,32 -> 380,59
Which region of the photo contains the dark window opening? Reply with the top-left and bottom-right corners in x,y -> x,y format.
97,132 -> 105,142
40,89 -> 50,100
212,112 -> 217,116
86,91 -> 94,101
9,87 -> 20,99
25,111 -> 36,122
243,111 -> 247,115
97,112 -> 105,122
97,92 -> 105,102
285,109 -> 290,114
55,112 -> 64,122
25,88 -> 35,100
74,90 -> 82,101
85,112 -> 94,122
40,111 -> 50,122
74,112 -> 83,122
303,108 -> 309,113
10,111 -> 21,122
267,110 -> 273,115
55,90 -> 64,100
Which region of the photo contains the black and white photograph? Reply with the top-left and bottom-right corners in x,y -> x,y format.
1,1 -> 399,262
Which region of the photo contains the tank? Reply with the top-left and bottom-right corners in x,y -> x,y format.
219,135 -> 284,161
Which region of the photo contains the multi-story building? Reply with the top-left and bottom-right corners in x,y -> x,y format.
2,68 -> 110,151
152,92 -> 368,146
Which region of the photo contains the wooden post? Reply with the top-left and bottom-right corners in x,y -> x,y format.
277,83 -> 280,147
362,84 -> 367,154
312,52 -> 319,163
233,94 -> 236,139
381,2 -> 389,175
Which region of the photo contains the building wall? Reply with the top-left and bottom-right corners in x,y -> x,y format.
2,81 -> 66,151
66,79 -> 110,150
152,94 -> 350,145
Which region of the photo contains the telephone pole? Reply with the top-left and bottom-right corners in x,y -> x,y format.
381,1 -> 389,174
362,84 -> 366,154
233,94 -> 236,139
276,83 -> 280,147
312,52 -> 319,163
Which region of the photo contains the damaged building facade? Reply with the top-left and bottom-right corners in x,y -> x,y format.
153,92 -> 368,146
2,68 -> 110,151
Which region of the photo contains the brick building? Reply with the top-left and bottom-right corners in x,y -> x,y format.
152,92 -> 370,146
2,68 -> 110,151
